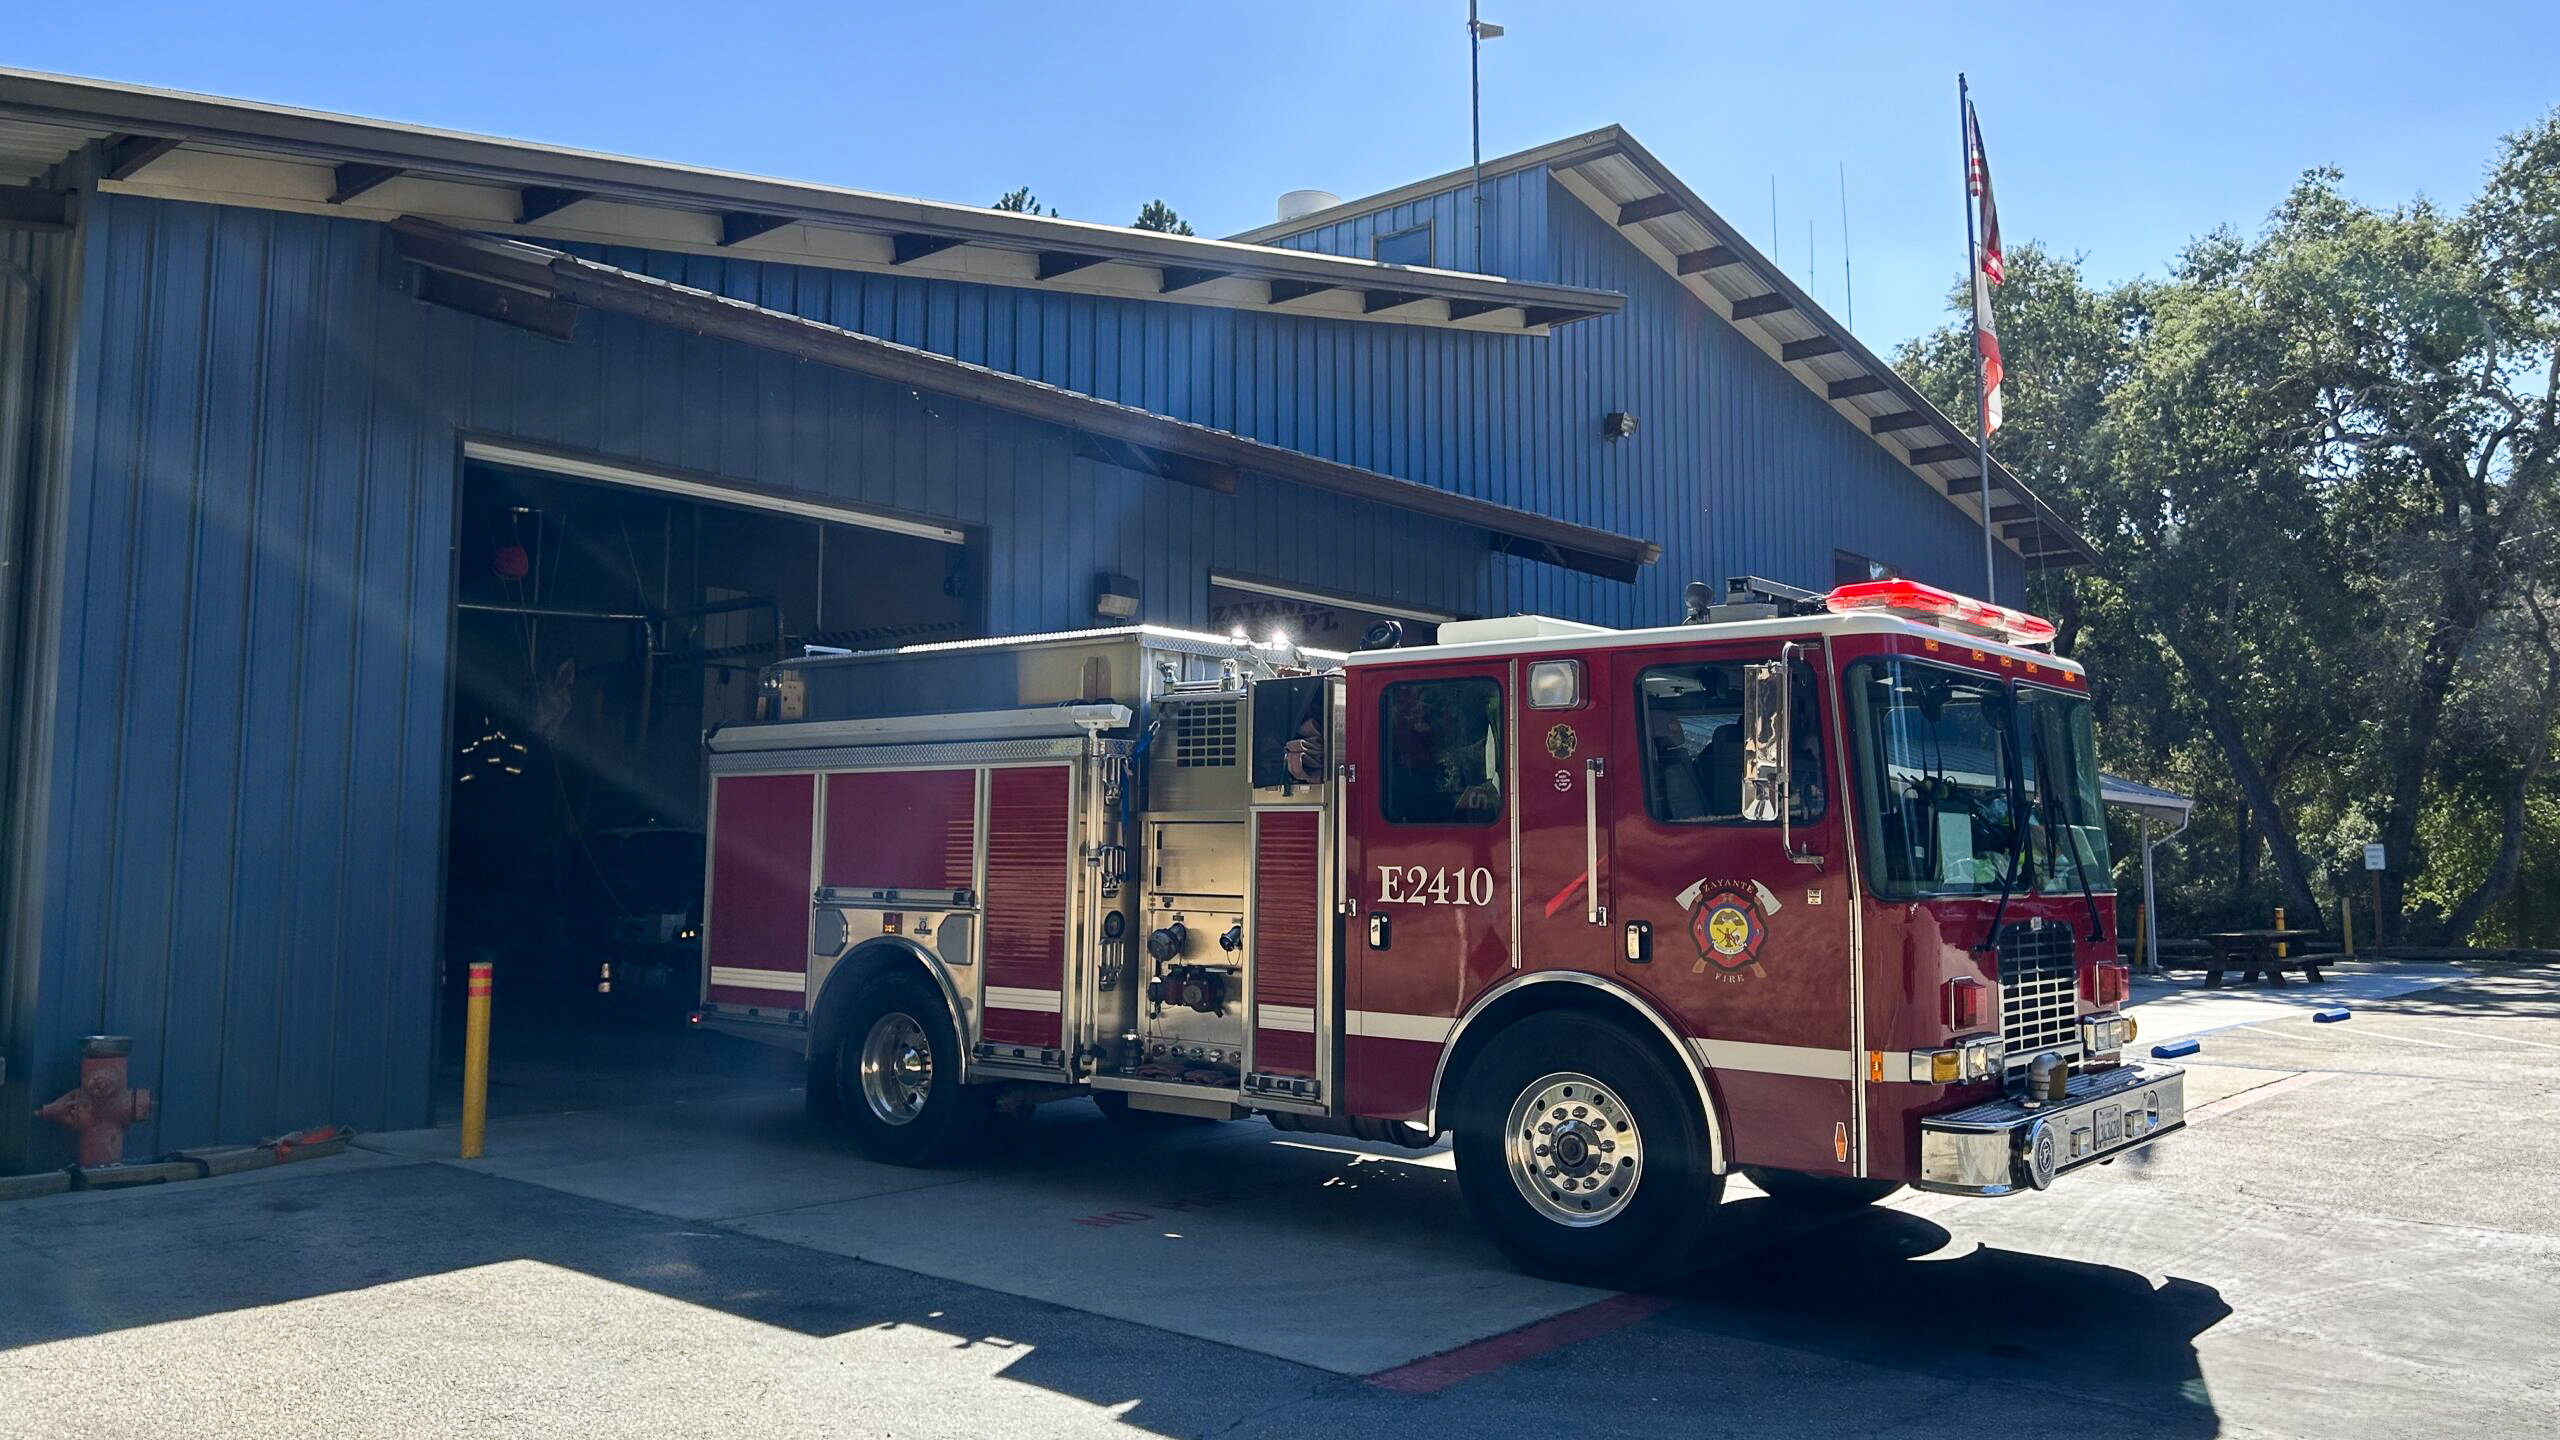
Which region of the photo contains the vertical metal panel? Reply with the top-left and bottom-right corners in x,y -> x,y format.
0,176 -> 86,1173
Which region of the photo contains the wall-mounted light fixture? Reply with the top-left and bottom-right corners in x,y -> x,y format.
1095,572 -> 1140,620
1602,410 -> 1639,441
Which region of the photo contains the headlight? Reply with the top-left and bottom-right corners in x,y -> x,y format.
1909,1037 -> 2005,1084
2081,1014 -> 2134,1054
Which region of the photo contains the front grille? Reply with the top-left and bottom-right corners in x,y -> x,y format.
1172,701 -> 1240,768
1994,918 -> 2082,1076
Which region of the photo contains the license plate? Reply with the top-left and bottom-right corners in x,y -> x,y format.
2093,1104 -> 2124,1148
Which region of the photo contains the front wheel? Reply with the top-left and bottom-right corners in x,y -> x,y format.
831,973 -> 990,1165
1453,1012 -> 1720,1286
1741,1166 -> 1902,1208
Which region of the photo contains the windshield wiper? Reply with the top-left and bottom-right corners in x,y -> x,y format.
1971,723 -> 2033,953
2029,716 -> 2107,942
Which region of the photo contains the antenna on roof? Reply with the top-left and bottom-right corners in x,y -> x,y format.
1768,176 -> 1778,262
1839,160 -> 1854,331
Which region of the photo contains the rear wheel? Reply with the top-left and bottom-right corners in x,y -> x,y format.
1453,1012 -> 1720,1286
1741,1166 -> 1902,1208
831,972 -> 990,1165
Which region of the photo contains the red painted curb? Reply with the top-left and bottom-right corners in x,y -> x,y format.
1366,1292 -> 1676,1395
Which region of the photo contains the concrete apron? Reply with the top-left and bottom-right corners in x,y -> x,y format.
346,966 -> 2428,1376
366,1095 -> 1849,1376
2128,961 -> 2467,1046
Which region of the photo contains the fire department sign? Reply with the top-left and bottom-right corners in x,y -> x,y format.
1675,876 -> 1782,981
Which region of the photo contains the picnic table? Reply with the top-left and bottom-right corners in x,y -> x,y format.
2198,929 -> 2327,987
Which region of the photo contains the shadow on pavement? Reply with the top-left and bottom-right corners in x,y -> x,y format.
1650,1200 -> 2229,1435
0,1159 -> 1323,1437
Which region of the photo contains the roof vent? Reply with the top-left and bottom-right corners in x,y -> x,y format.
1277,189 -> 1341,223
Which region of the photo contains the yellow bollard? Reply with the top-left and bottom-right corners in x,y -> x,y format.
461,960 -> 492,1160
2274,906 -> 2287,960
2341,897 -> 2355,957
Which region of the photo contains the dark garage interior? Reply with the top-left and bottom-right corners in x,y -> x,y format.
436,457 -> 981,1114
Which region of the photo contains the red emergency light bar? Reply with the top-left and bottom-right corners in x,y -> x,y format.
1824,579 -> 2059,647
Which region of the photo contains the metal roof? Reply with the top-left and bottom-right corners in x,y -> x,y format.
0,68 -> 1621,336
2099,773 -> 2195,823
390,218 -> 1660,581
1236,128 -> 2098,569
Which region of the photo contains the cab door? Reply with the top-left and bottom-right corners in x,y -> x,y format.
1343,659 -> 1513,1119
1605,639 -> 1861,1176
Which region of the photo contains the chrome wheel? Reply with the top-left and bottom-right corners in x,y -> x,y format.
1504,1071 -> 1643,1228
858,1011 -> 934,1126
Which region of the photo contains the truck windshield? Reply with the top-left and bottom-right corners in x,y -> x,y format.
1845,659 -> 2024,897
2019,686 -> 2114,893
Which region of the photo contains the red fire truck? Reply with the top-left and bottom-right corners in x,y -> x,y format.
694,576 -> 2184,1282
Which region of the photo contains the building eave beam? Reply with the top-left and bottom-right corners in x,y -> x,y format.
1616,193 -> 1684,226
1729,293 -> 1792,321
718,212 -> 793,246
891,233 -> 964,265
328,162 -> 403,205
101,133 -> 183,182
516,186 -> 591,224
1036,251 -> 1108,280
1159,266 -> 1229,294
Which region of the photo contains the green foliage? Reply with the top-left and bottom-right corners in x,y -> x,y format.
1897,111 -> 2560,946
1132,199 -> 1194,236
992,186 -> 1058,217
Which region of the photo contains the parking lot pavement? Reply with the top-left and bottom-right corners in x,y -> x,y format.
3,962 -> 2555,1438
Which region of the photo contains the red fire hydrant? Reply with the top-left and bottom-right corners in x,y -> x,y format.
36,1034 -> 154,1168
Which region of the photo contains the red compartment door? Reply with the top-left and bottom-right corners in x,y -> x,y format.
705,771 -> 818,1011
1251,809 -> 1324,1083
980,765 -> 1072,1051
824,769 -> 977,893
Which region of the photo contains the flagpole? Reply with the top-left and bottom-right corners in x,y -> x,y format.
1961,73 -> 1993,604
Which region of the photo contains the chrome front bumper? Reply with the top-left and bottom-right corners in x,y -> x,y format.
1916,1061 -> 2186,1196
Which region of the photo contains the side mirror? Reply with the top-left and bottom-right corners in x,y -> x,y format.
1740,659 -> 1788,823
1743,645 -> 1823,868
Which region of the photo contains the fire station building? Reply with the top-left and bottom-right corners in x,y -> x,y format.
0,70 -> 2089,1170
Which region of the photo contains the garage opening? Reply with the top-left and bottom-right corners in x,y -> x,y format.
438,449 -> 979,1116
1207,575 -> 1448,650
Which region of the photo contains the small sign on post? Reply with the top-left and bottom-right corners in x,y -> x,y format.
2363,842 -> 2387,954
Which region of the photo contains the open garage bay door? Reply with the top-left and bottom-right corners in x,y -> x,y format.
440,448 -> 978,1111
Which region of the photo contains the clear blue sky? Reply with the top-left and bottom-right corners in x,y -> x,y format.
18,1 -> 2556,350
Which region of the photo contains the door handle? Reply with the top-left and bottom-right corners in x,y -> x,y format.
1335,761 -> 1356,915
1585,755 -> 1607,925
1368,912 -> 1391,950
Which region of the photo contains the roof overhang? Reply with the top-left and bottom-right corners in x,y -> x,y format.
390,218 -> 1660,582
2100,774 -> 2194,825
0,68 -> 1622,336
1239,128 -> 2100,570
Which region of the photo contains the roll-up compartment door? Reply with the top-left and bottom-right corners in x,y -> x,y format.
980,765 -> 1073,1052
704,772 -> 819,1011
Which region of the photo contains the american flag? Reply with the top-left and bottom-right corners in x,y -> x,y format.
1966,98 -> 2004,436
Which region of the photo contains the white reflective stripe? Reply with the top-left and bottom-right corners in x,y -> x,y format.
709,966 -> 806,992
1348,1009 -> 1454,1045
985,986 -> 1063,1013
1690,1037 -> 1859,1082
1256,1005 -> 1316,1033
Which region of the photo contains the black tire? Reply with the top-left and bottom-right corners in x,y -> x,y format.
1453,1011 -> 1721,1286
1741,1165 -> 1902,1208
831,972 -> 990,1165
